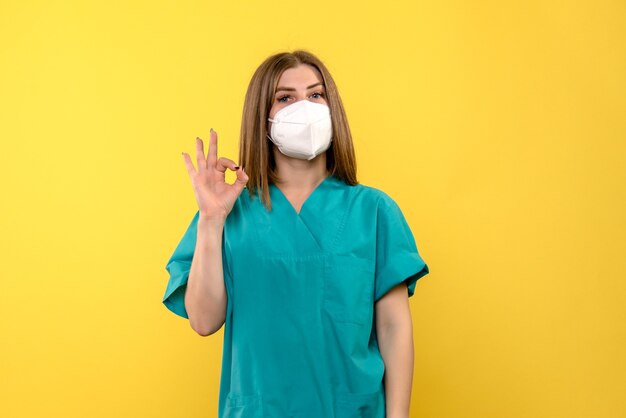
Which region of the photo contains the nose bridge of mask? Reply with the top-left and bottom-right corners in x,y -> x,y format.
268,100 -> 327,124
267,101 -> 301,124
307,102 -> 329,124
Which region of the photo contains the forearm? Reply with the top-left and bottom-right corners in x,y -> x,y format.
377,321 -> 414,418
185,215 -> 227,336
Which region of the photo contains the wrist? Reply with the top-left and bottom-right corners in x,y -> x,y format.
198,212 -> 226,229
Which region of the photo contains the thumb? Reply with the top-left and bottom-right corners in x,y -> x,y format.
232,166 -> 249,193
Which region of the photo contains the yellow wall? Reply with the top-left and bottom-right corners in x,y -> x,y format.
1,1 -> 624,417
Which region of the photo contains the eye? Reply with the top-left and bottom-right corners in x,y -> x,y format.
277,95 -> 290,103
311,91 -> 325,99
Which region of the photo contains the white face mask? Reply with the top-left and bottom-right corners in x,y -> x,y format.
267,100 -> 333,160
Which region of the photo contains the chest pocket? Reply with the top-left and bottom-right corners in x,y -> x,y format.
323,254 -> 375,326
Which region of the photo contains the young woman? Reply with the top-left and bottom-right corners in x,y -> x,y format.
163,50 -> 430,418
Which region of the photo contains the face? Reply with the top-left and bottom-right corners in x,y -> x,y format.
268,64 -> 328,124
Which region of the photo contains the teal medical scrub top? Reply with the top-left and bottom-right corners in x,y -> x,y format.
163,175 -> 430,418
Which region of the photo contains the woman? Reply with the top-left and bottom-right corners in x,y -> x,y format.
163,50 -> 430,418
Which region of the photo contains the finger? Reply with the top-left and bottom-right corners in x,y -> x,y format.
231,168 -> 249,194
181,152 -> 197,179
196,137 -> 207,171
216,157 -> 239,173
207,128 -> 218,168
232,166 -> 249,192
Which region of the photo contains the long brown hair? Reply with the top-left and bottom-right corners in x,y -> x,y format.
238,50 -> 358,211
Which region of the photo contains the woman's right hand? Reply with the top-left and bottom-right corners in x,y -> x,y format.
181,128 -> 249,223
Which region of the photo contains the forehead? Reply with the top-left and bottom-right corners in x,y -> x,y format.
276,64 -> 324,87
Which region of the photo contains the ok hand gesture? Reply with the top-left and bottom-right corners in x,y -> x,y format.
181,129 -> 249,223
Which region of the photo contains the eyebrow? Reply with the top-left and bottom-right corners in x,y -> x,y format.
275,82 -> 325,93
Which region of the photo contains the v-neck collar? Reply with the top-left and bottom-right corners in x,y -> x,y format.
248,174 -> 351,255
269,175 -> 334,217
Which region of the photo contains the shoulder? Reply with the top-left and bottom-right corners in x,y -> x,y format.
350,181 -> 399,210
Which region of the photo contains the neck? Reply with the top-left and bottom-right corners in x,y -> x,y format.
273,148 -> 329,190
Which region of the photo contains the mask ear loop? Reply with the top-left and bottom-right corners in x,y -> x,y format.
267,116 -> 276,142
266,132 -> 279,145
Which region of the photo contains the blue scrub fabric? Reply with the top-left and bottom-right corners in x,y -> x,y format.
163,175 -> 430,418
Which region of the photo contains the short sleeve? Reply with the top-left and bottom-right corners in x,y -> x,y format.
374,194 -> 430,302
162,211 -> 199,319
162,211 -> 233,319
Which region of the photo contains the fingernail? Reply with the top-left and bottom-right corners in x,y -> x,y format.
234,165 -> 240,170
210,128 -> 214,133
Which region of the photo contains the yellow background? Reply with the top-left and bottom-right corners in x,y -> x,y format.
1,0 -> 624,417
